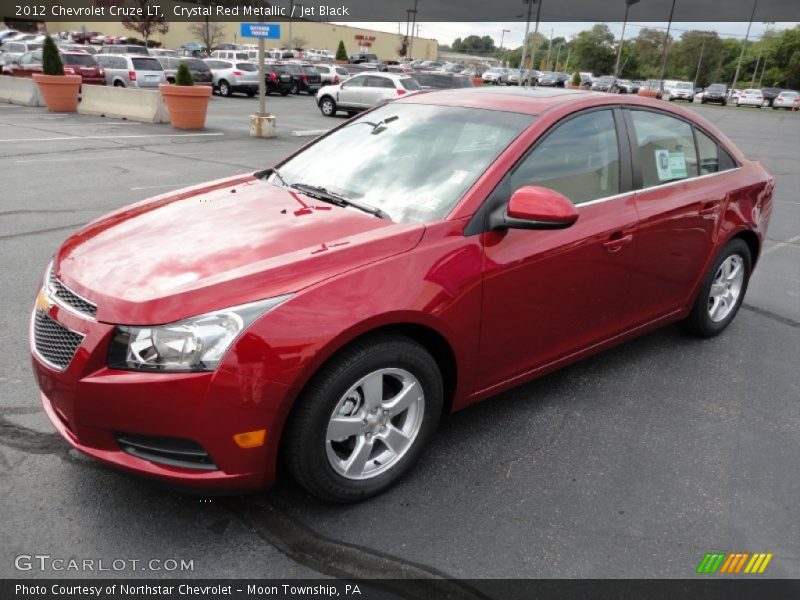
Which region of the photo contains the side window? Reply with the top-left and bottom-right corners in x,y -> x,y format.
342,76 -> 365,88
510,110 -> 620,205
696,129 -> 720,176
18,53 -> 32,65
631,110 -> 699,188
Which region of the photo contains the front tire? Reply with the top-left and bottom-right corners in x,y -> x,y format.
681,239 -> 752,337
283,335 -> 443,503
319,96 -> 337,116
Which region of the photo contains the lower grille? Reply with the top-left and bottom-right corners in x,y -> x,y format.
115,433 -> 218,471
33,310 -> 84,370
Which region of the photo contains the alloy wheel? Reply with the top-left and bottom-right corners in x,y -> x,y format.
325,368 -> 425,480
708,255 -> 745,322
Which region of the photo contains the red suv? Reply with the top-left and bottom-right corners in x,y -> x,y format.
31,89 -> 773,502
5,51 -> 106,85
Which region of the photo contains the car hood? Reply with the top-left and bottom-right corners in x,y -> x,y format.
54,174 -> 425,325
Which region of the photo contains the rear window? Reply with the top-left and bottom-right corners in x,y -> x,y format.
28,43 -> 43,51
235,63 -> 257,71
62,54 -> 98,66
132,57 -> 163,71
126,46 -> 148,55
708,84 -> 726,92
400,78 -> 421,91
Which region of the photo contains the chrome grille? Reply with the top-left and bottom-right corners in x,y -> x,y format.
33,310 -> 84,370
48,268 -> 97,318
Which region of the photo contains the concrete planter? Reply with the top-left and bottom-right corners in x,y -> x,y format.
32,74 -> 81,112
159,84 -> 212,129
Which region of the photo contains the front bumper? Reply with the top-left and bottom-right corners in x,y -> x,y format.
31,300 -> 292,492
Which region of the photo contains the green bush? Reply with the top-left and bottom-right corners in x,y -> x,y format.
42,35 -> 65,76
175,62 -> 194,86
572,71 -> 581,86
335,40 -> 347,61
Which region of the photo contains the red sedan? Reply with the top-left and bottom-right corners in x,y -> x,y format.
31,88 -> 773,502
5,50 -> 106,85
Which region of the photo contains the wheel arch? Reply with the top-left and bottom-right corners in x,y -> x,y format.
731,229 -> 760,267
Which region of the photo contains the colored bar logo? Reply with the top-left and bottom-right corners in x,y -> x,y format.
697,552 -> 773,574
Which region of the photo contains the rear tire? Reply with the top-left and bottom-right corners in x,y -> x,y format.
283,335 -> 443,503
218,80 -> 231,97
681,239 -> 752,337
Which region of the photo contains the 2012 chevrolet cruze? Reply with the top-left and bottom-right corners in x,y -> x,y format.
31,88 -> 773,502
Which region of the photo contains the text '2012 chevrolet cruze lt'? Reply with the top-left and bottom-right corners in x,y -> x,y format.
31,88 -> 773,502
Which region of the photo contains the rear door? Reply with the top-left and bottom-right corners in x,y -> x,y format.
622,108 -> 734,326
363,75 -> 396,106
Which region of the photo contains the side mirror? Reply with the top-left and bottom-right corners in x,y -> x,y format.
491,186 -> 579,230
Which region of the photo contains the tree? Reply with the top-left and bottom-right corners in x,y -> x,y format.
188,20 -> 225,52
570,25 -> 615,75
632,28 -> 672,79
669,31 -> 724,86
119,0 -> 168,47
335,40 -> 348,61
290,37 -> 307,51
174,62 -> 194,86
452,35 -> 496,55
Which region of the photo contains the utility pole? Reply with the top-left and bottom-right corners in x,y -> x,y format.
554,43 -> 563,71
731,0 -> 759,93
518,0 -> 534,86
694,34 -> 708,88
546,28 -> 553,70
658,0 -> 677,87
409,0 -> 418,59
563,44 -> 571,73
615,0 -> 640,78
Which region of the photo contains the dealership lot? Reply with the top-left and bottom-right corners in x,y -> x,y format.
0,96 -> 798,581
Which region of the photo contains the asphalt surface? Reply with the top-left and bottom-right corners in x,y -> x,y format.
0,92 -> 798,584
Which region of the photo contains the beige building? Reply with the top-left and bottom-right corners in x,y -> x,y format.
52,19 -> 438,61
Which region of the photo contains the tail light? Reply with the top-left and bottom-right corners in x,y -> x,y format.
300,74 -> 308,81
129,70 -> 136,81
333,75 -> 339,84
232,70 -> 244,77
64,67 -> 75,74
99,68 -> 105,76
396,88 -> 407,95
268,71 -> 278,81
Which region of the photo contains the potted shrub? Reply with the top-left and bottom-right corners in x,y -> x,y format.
568,71 -> 582,89
32,35 -> 82,112
159,62 -> 212,130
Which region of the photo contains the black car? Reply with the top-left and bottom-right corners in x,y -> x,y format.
281,63 -> 322,95
701,83 -> 728,106
409,72 -> 473,89
158,57 -> 213,85
761,87 -> 784,107
264,63 -> 294,95
591,75 -> 617,92
538,71 -> 569,87
350,52 -> 378,64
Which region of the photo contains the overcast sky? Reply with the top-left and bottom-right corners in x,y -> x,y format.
346,21 -> 797,46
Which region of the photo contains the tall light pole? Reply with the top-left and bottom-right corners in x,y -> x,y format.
658,0 -> 677,86
519,0 -> 543,87
546,28 -> 554,70
731,0 -> 758,93
614,0 -> 640,78
752,22 -> 773,87
500,28 -> 511,52
694,33 -> 709,88
554,43 -> 563,71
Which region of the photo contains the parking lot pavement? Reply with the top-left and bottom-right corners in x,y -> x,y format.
0,99 -> 798,581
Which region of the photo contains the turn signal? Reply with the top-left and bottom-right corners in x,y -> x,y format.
233,429 -> 266,448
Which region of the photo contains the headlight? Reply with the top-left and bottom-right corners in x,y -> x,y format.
107,295 -> 292,372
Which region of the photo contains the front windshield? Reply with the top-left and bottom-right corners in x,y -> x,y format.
270,103 -> 535,223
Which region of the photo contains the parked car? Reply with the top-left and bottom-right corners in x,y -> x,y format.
315,64 -> 349,85
591,75 -> 617,93
0,41 -> 42,70
316,72 -> 421,116
8,49 -> 79,81
666,81 -> 695,102
263,63 -> 294,95
210,49 -> 251,61
157,57 -> 213,86
283,62 -> 322,95
538,71 -> 569,87
410,72 -> 472,89
205,59 -> 259,97
98,44 -> 148,56
32,90 -> 773,503
772,90 -> 799,110
149,48 -> 178,58
0,29 -> 20,43
482,67 -> 509,85
616,79 -> 637,94
735,88 -> 764,108
350,52 -> 378,64
701,83 -> 728,106
638,79 -> 662,97
95,54 -> 166,88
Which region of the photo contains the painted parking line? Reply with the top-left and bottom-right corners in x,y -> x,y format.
763,233 -> 800,256
290,129 -> 330,137
130,184 -> 179,191
0,132 -> 224,143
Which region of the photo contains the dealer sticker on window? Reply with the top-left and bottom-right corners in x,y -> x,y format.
655,149 -> 688,181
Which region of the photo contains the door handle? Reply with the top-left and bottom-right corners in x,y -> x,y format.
699,201 -> 721,216
602,233 -> 634,253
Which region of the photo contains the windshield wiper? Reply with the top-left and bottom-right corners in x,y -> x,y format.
291,183 -> 392,221
267,167 -> 289,187
342,114 -> 399,134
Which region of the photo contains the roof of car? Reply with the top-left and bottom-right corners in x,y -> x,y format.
397,86 -> 654,116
